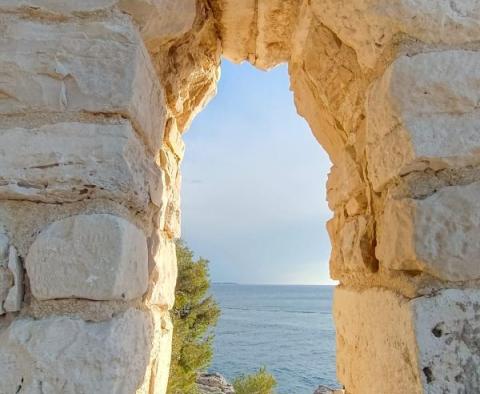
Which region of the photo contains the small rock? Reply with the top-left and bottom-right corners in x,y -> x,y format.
197,372 -> 235,394
314,385 -> 345,394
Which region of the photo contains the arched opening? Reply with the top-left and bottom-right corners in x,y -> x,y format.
0,2 -> 478,394
182,59 -> 338,393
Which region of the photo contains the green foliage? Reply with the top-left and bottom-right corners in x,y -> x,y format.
167,240 -> 220,394
232,367 -> 277,394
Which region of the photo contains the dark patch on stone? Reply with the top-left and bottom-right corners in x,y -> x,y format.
423,367 -> 433,384
432,323 -> 443,338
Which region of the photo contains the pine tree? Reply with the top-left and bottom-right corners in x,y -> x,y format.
167,240 -> 220,394
232,367 -> 277,394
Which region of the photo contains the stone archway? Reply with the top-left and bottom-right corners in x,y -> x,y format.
0,1 -> 479,393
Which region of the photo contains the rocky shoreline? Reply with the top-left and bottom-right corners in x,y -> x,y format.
197,373 -> 235,394
197,372 -> 344,394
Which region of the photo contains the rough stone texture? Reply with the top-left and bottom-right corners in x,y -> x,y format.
145,233 -> 177,309
0,235 -> 23,315
0,308 -> 154,393
136,310 -> 173,394
335,287 -> 422,394
367,50 -> 480,191
310,0 -> 480,69
378,182 -> 480,281
118,0 -> 196,53
328,214 -> 377,278
413,289 -> 480,393
211,0 -> 255,64
26,214 -> 149,301
197,373 -> 235,394
0,0 -> 117,13
0,12 -> 166,151
3,245 -> 23,313
313,386 -> 344,394
0,121 -> 162,210
336,287 -> 480,394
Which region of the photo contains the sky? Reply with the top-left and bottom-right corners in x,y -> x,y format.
181,60 -> 334,285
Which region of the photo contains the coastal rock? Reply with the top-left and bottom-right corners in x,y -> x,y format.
314,385 -> 345,394
197,373 -> 235,394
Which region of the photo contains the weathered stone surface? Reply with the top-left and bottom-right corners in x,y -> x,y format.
289,18 -> 365,161
165,119 -> 185,160
0,14 -> 166,151
3,245 -> 22,313
0,234 -> 11,315
212,0 -> 255,63
335,287 -> 422,394
413,289 -> 480,393
326,151 -> 364,210
328,214 -> 377,279
26,214 -> 148,301
146,234 -> 177,309
0,308 -> 154,393
255,0 -> 301,70
378,182 -> 480,281
336,287 -> 480,394
311,0 -> 480,68
0,121 -> 162,209
313,386 -> 344,394
153,2 -> 220,133
136,311 -> 173,394
118,0 -> 196,52
0,235 -> 23,315
367,51 -> 480,191
159,147 -> 182,238
0,0 -> 117,13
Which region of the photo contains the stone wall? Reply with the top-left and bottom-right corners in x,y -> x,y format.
0,1 -> 479,393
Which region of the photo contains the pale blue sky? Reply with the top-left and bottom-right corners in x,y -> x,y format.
181,60 -> 334,285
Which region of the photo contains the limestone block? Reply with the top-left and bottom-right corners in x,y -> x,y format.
118,0 -> 196,52
146,234 -> 177,309
290,19 -> 366,160
212,0 -> 256,63
165,119 -> 185,160
367,51 -> 480,191
377,181 -> 480,281
326,151 -> 364,210
137,311 -> 173,394
0,0 -> 117,13
0,308 -> 154,394
334,287 -> 422,394
0,14 -> 166,151
255,0 -> 301,69
3,246 -> 23,313
0,235 -> 23,315
336,287 -> 480,393
26,214 -> 149,301
0,121 -> 162,209
328,214 -> 376,278
310,0 -> 480,68
413,289 -> 480,393
165,200 -> 182,239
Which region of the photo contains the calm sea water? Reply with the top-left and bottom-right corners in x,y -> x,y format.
209,284 -> 339,394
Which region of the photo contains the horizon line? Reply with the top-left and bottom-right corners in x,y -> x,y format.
212,281 -> 338,286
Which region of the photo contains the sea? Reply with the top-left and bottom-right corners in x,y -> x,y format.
209,284 -> 340,394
